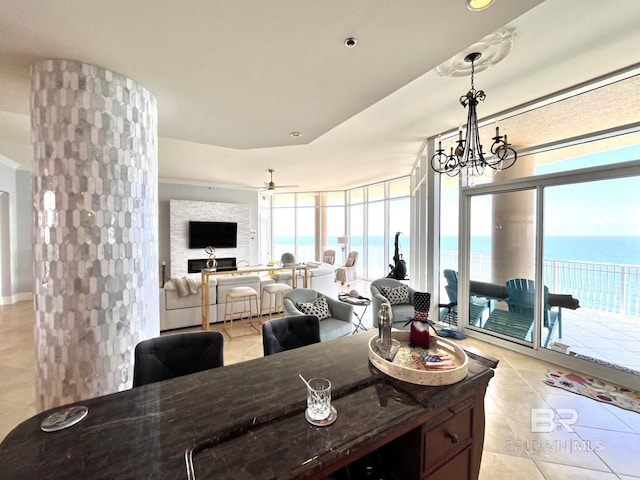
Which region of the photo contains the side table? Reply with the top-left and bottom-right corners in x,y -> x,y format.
338,294 -> 371,333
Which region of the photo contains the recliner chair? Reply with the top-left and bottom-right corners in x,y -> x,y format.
132,331 -> 224,387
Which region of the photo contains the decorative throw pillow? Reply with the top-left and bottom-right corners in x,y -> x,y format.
380,285 -> 410,305
297,296 -> 332,320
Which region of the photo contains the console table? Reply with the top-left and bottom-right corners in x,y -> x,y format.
200,264 -> 309,330
0,332 -> 495,479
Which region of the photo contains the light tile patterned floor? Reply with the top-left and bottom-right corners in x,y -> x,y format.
1,287 -> 639,479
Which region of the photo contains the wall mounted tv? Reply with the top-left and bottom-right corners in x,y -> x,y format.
188,221 -> 238,249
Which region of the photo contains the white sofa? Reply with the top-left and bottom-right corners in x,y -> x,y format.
159,274 -> 275,331
270,262 -> 336,297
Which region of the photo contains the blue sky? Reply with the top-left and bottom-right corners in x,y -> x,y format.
442,145 -> 640,237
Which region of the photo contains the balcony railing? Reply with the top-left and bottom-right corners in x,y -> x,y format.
441,252 -> 640,317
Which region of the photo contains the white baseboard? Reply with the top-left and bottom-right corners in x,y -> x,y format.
0,292 -> 33,305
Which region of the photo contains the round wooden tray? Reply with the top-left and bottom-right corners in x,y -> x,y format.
368,331 -> 468,386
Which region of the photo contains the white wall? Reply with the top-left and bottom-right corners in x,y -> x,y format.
169,199 -> 250,278
0,158 -> 31,303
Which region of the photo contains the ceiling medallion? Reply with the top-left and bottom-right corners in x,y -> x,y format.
436,28 -> 516,78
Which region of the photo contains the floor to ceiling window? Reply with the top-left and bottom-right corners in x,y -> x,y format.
296,193 -> 316,262
269,178 -> 410,281
272,193 -> 296,261
366,183 -> 385,279
388,178 -> 411,279
323,191 -> 346,264
348,191 -> 364,273
468,188 -> 539,344
541,175 -> 640,364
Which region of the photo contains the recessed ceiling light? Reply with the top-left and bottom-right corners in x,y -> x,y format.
344,37 -> 357,48
290,131 -> 302,137
467,0 -> 495,11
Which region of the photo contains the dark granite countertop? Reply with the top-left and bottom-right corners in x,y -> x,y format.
0,332 -> 494,479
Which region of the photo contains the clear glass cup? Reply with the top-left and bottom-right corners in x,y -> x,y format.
306,377 -> 332,421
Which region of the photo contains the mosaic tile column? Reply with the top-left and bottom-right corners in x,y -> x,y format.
30,59 -> 159,411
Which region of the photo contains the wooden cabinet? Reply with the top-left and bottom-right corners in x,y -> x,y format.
427,447 -> 471,480
422,396 -> 474,478
332,387 -> 486,480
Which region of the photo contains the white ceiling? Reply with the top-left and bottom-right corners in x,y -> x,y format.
1,0 -> 639,192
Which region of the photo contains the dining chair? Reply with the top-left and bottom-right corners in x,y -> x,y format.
262,315 -> 321,356
132,331 -> 224,387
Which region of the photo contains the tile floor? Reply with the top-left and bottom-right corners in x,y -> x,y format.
558,308 -> 640,372
1,292 -> 639,479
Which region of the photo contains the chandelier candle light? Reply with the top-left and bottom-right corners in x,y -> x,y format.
430,52 -> 517,178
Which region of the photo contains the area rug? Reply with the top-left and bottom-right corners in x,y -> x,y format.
544,369 -> 640,414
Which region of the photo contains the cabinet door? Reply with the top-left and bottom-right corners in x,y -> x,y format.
425,446 -> 470,480
422,401 -> 472,474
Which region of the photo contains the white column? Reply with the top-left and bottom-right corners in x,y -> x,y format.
31,59 -> 159,410
491,161 -> 536,283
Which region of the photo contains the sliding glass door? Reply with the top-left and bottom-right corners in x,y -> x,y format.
542,176 -> 640,371
468,189 -> 540,344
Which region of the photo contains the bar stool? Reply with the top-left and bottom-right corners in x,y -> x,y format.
261,283 -> 292,322
223,286 -> 260,338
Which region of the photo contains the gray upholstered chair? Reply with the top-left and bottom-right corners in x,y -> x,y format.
262,315 -> 321,356
336,251 -> 358,285
271,252 -> 299,285
280,252 -> 296,266
132,331 -> 224,387
370,278 -> 417,330
283,288 -> 353,341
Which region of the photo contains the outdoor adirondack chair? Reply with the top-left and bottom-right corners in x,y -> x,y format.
439,269 -> 488,326
483,278 -> 562,347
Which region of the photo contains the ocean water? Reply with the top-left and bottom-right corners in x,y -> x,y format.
443,235 -> 640,266
276,235 -> 639,266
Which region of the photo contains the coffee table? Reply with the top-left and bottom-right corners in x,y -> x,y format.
338,294 -> 371,333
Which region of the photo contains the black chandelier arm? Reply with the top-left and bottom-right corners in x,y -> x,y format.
430,149 -> 462,177
485,148 -> 518,171
487,131 -> 518,170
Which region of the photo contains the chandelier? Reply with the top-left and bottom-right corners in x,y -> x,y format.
430,52 -> 517,178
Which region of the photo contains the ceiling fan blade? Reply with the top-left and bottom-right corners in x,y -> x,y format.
257,169 -> 299,191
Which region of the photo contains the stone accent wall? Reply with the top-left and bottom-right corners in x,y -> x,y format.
30,59 -> 159,410
169,199 -> 250,278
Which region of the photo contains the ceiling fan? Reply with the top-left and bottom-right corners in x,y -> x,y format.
260,169 -> 299,194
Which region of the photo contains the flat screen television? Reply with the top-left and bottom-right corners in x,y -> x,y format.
188,221 -> 237,249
